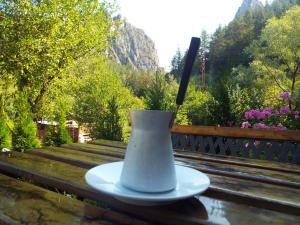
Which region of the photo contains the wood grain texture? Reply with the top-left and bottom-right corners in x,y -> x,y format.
0,174 -> 150,225
171,125 -> 300,141
0,156 -> 299,225
174,151 -> 300,175
22,148 -> 300,215
50,146 -> 300,187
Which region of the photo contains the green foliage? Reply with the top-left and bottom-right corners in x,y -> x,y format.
43,112 -> 72,146
227,84 -> 263,124
169,29 -> 210,85
144,71 -> 189,124
170,48 -> 183,79
43,125 -> 58,147
208,0 -> 300,83
110,63 -> 152,97
247,6 -> 300,110
0,0 -> 117,116
145,71 -> 169,110
209,79 -> 232,125
69,57 -> 144,142
182,83 -> 219,126
93,96 -> 123,141
0,96 -> 11,149
12,94 -> 39,152
57,110 -> 72,146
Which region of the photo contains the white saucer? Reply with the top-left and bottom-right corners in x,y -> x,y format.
85,161 -> 210,206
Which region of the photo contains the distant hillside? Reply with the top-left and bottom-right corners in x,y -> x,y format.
110,22 -> 159,71
235,0 -> 264,18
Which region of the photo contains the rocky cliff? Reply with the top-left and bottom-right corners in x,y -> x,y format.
235,0 -> 264,18
110,22 -> 160,71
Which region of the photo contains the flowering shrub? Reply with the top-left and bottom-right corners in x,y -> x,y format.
241,92 -> 300,130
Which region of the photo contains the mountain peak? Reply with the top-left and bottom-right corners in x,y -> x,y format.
235,0 -> 264,18
110,21 -> 160,71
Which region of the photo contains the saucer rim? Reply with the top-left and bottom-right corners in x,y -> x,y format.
85,161 -> 210,203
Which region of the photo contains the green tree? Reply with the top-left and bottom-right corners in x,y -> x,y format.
0,95 -> 11,149
69,56 -> 144,142
170,48 -> 183,79
56,109 -> 72,146
95,96 -> 123,141
12,94 -> 39,152
248,6 -> 300,110
145,71 -> 169,110
0,0 -> 117,117
199,30 -> 210,90
182,83 -> 219,126
110,63 -> 152,97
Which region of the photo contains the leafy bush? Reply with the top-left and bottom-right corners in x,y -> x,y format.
183,83 -> 219,126
43,126 -> 58,146
228,84 -> 263,125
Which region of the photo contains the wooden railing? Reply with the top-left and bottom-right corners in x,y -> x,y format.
171,125 -> 300,164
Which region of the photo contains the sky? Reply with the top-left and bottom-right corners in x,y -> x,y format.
114,0 -> 274,71
114,0 -> 250,71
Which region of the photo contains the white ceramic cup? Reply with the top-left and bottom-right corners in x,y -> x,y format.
120,110 -> 177,193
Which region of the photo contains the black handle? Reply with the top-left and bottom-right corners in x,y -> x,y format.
176,37 -> 201,105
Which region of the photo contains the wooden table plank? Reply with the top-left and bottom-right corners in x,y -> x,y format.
0,173 -> 149,225
41,147 -> 120,163
61,144 -> 300,186
90,139 -> 127,148
175,151 -> 300,174
44,145 -> 300,188
63,143 -> 125,153
175,158 -> 300,186
82,141 -> 300,174
26,147 -> 300,214
0,152 -> 299,225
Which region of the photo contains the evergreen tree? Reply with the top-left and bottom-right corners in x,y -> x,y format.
56,110 -> 72,146
145,72 -> 168,110
170,48 -> 183,79
104,96 -> 122,141
12,94 -> 39,152
0,95 -> 11,149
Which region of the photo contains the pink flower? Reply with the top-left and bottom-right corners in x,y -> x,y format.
276,123 -> 287,131
241,121 -> 251,128
279,106 -> 291,115
262,107 -> 273,117
245,111 -> 254,120
293,111 -> 299,119
280,92 -> 290,99
255,111 -> 266,119
253,122 -> 269,129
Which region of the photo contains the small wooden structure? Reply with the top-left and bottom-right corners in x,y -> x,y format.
37,120 -> 79,143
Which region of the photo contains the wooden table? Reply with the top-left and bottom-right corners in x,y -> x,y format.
0,141 -> 299,225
